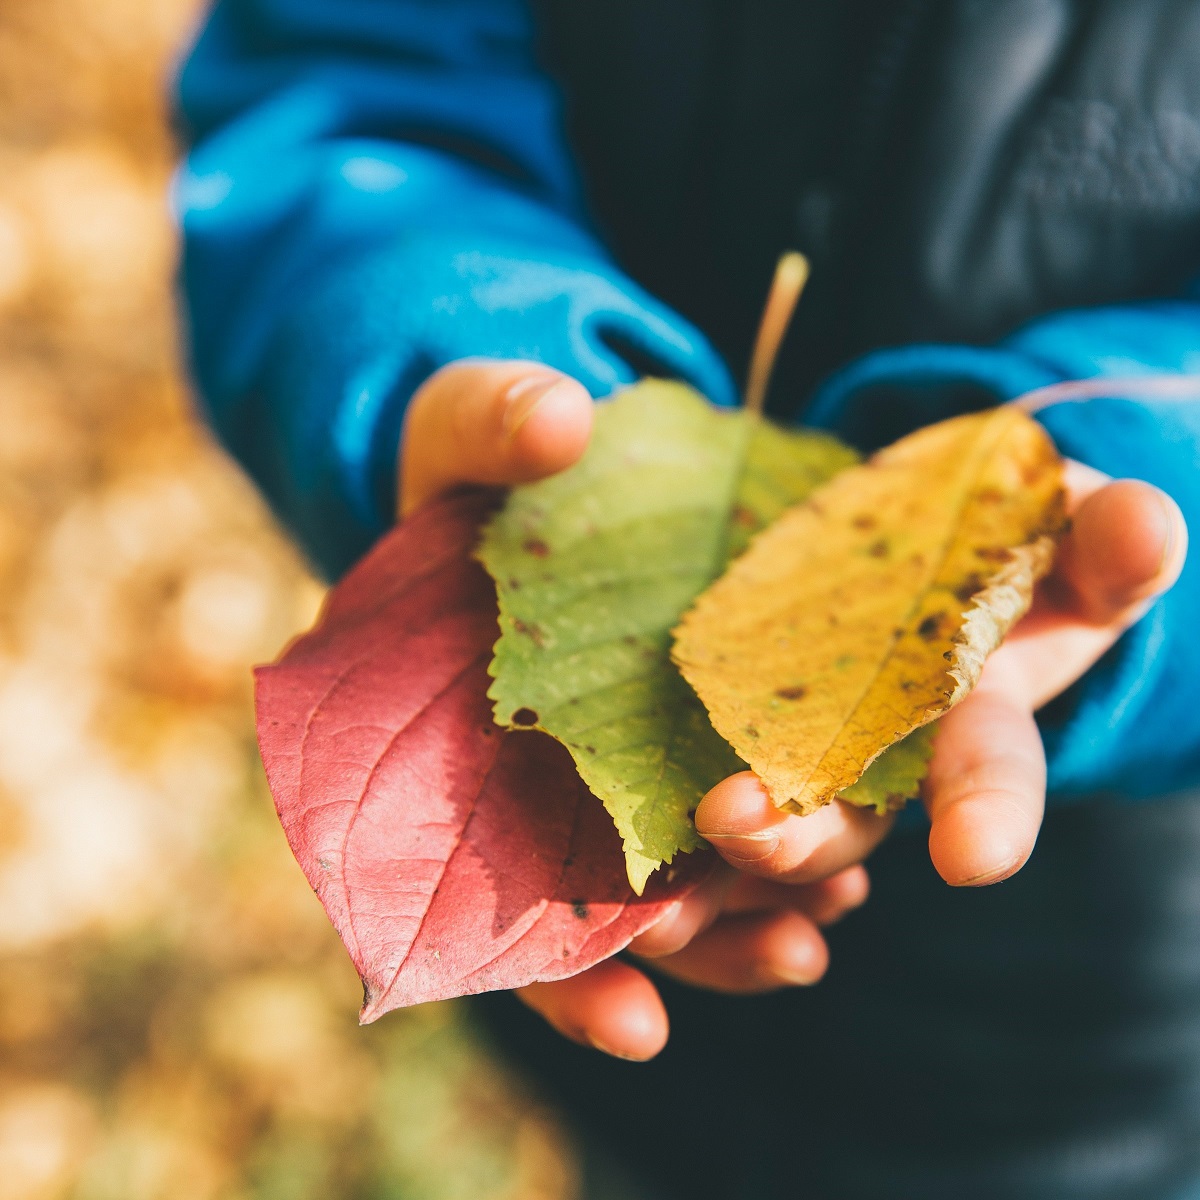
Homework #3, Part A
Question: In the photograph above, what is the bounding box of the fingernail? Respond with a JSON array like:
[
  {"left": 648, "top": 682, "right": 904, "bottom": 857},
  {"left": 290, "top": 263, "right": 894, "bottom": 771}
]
[
  {"left": 703, "top": 830, "right": 780, "bottom": 864},
  {"left": 1155, "top": 491, "right": 1182, "bottom": 580},
  {"left": 586, "top": 1033, "right": 649, "bottom": 1062},
  {"left": 503, "top": 375, "right": 570, "bottom": 439},
  {"left": 771, "top": 961, "right": 822, "bottom": 986},
  {"left": 633, "top": 900, "right": 685, "bottom": 958},
  {"left": 957, "top": 854, "right": 1021, "bottom": 887},
  {"left": 761, "top": 939, "right": 824, "bottom": 987}
]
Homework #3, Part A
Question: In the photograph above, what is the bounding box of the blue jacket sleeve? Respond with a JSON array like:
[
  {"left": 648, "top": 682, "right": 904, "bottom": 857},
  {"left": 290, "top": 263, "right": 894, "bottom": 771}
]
[
  {"left": 176, "top": 0, "right": 735, "bottom": 579},
  {"left": 806, "top": 303, "right": 1200, "bottom": 802}
]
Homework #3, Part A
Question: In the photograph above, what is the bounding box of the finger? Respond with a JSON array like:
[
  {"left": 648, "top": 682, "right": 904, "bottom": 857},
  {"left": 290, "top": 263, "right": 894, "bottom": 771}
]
[
  {"left": 695, "top": 772, "right": 894, "bottom": 884},
  {"left": 516, "top": 958, "right": 668, "bottom": 1061},
  {"left": 1000, "top": 476, "right": 1188, "bottom": 709},
  {"left": 924, "top": 673, "right": 1046, "bottom": 887},
  {"left": 630, "top": 863, "right": 869, "bottom": 963},
  {"left": 721, "top": 864, "right": 871, "bottom": 925},
  {"left": 649, "top": 910, "right": 829, "bottom": 993},
  {"left": 1046, "top": 476, "right": 1187, "bottom": 626},
  {"left": 627, "top": 863, "right": 737, "bottom": 959},
  {"left": 399, "top": 359, "right": 593, "bottom": 516}
]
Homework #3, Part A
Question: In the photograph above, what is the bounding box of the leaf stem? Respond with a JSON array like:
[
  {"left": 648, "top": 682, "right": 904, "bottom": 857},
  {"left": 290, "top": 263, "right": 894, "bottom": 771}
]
[
  {"left": 744, "top": 251, "right": 810, "bottom": 416},
  {"left": 1010, "top": 373, "right": 1200, "bottom": 414}
]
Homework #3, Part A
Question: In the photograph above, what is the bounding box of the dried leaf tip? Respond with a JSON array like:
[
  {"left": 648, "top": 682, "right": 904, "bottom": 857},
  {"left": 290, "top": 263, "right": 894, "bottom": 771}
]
[{"left": 744, "top": 251, "right": 810, "bottom": 417}]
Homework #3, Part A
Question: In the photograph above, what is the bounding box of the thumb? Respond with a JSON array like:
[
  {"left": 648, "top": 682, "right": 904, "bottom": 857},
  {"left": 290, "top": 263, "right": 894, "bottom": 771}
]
[
  {"left": 399, "top": 359, "right": 593, "bottom": 517},
  {"left": 1050, "top": 475, "right": 1187, "bottom": 627}
]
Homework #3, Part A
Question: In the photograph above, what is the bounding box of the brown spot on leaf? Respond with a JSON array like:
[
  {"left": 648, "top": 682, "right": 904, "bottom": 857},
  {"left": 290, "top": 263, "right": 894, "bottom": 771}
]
[
  {"left": 732, "top": 504, "right": 757, "bottom": 529},
  {"left": 976, "top": 487, "right": 1005, "bottom": 504},
  {"left": 775, "top": 685, "right": 808, "bottom": 701},
  {"left": 744, "top": 725, "right": 760, "bottom": 738},
  {"left": 868, "top": 537, "right": 890, "bottom": 558},
  {"left": 622, "top": 634, "right": 638, "bottom": 646},
  {"left": 507, "top": 577, "right": 521, "bottom": 591},
  {"left": 917, "top": 614, "right": 944, "bottom": 641},
  {"left": 954, "top": 573, "right": 986, "bottom": 603},
  {"left": 522, "top": 537, "right": 550, "bottom": 558},
  {"left": 571, "top": 900, "right": 589, "bottom": 920},
  {"left": 511, "top": 707, "right": 539, "bottom": 727},
  {"left": 512, "top": 618, "right": 545, "bottom": 647},
  {"left": 853, "top": 514, "right": 878, "bottom": 531},
  {"left": 585, "top": 745, "right": 597, "bottom": 755},
  {"left": 976, "top": 546, "right": 1010, "bottom": 563}
]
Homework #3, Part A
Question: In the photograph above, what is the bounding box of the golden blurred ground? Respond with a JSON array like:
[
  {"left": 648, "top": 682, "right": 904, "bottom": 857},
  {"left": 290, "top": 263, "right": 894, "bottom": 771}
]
[{"left": 0, "top": 3, "right": 578, "bottom": 1197}]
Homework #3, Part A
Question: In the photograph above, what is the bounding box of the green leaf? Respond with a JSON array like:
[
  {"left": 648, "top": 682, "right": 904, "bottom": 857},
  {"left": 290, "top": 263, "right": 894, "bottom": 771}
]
[
  {"left": 840, "top": 725, "right": 937, "bottom": 815},
  {"left": 476, "top": 380, "right": 858, "bottom": 892}
]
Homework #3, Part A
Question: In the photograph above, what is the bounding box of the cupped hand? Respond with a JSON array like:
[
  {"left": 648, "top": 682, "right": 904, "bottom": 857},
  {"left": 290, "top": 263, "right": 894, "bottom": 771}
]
[
  {"left": 922, "top": 461, "right": 1187, "bottom": 884},
  {"left": 698, "top": 461, "right": 1187, "bottom": 893},
  {"left": 401, "top": 359, "right": 876, "bottom": 1058},
  {"left": 401, "top": 362, "right": 1187, "bottom": 1060}
]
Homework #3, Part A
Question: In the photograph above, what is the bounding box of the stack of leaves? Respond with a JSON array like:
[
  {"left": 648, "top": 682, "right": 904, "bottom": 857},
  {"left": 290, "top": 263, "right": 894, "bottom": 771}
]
[
  {"left": 254, "top": 382, "right": 1065, "bottom": 1018},
  {"left": 478, "top": 381, "right": 858, "bottom": 891}
]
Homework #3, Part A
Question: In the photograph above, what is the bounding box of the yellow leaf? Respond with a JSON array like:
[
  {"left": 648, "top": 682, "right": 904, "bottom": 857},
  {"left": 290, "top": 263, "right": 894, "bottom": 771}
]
[
  {"left": 840, "top": 723, "right": 936, "bottom": 815},
  {"left": 671, "top": 408, "right": 1066, "bottom": 814}
]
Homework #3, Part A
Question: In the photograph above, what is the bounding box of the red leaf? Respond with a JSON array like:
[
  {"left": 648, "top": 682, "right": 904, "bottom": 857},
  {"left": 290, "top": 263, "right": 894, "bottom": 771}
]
[{"left": 255, "top": 491, "right": 710, "bottom": 1022}]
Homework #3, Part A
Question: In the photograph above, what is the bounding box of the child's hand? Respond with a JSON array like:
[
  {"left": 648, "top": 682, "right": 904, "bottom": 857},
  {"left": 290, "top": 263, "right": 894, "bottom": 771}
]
[
  {"left": 919, "top": 460, "right": 1187, "bottom": 885},
  {"left": 399, "top": 358, "right": 596, "bottom": 517},
  {"left": 400, "top": 361, "right": 1187, "bottom": 1060}
]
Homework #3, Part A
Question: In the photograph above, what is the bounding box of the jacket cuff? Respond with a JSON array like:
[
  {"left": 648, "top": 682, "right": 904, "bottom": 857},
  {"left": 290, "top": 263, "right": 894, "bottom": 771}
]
[{"left": 239, "top": 231, "right": 736, "bottom": 579}]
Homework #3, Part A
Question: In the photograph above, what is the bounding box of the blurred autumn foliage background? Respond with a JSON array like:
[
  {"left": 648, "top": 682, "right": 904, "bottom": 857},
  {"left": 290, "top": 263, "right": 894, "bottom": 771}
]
[{"left": 0, "top": 2, "right": 578, "bottom": 1197}]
